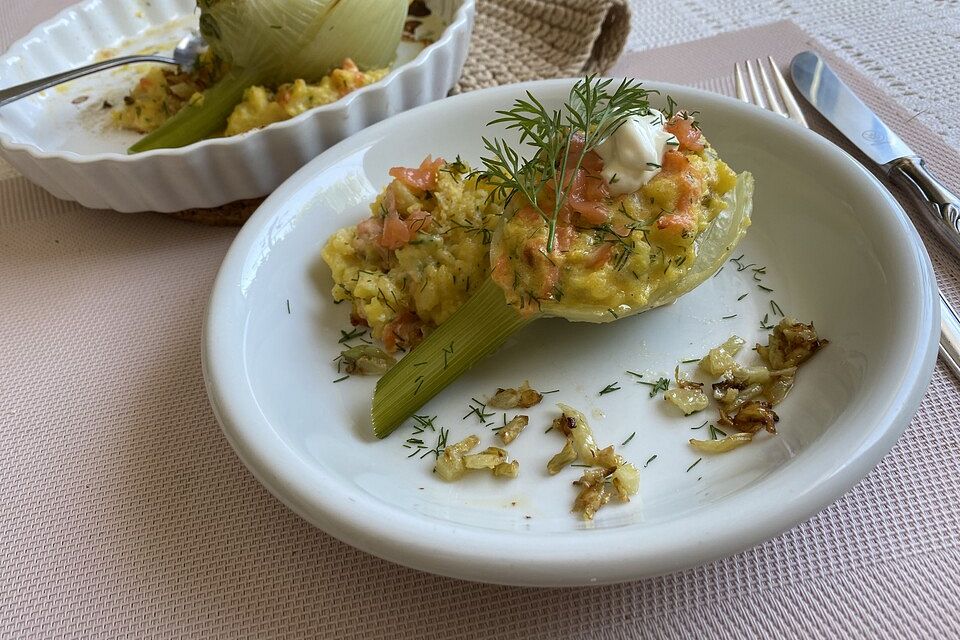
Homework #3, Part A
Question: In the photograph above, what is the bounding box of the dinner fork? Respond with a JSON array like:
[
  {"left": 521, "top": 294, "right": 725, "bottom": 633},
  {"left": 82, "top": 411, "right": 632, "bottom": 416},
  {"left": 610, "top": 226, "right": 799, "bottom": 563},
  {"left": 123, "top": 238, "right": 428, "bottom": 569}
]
[{"left": 734, "top": 57, "right": 960, "bottom": 379}]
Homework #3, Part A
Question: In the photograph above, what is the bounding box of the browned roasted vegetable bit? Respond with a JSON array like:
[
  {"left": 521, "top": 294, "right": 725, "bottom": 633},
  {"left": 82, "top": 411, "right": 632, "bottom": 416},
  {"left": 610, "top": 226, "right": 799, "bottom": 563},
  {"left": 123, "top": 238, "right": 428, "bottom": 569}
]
[
  {"left": 689, "top": 432, "right": 754, "bottom": 453},
  {"left": 757, "top": 317, "right": 828, "bottom": 369},
  {"left": 548, "top": 405, "right": 640, "bottom": 519},
  {"left": 664, "top": 366, "right": 709, "bottom": 415},
  {"left": 572, "top": 468, "right": 613, "bottom": 521},
  {"left": 497, "top": 415, "right": 528, "bottom": 444},
  {"left": 719, "top": 399, "right": 780, "bottom": 434},
  {"left": 487, "top": 382, "right": 544, "bottom": 409},
  {"left": 547, "top": 438, "right": 577, "bottom": 475},
  {"left": 337, "top": 345, "right": 396, "bottom": 375},
  {"left": 434, "top": 435, "right": 520, "bottom": 481}
]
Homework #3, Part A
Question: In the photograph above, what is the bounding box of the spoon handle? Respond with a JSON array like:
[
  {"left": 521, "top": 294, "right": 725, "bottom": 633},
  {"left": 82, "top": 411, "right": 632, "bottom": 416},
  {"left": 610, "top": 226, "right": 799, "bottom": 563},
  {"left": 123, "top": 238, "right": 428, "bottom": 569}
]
[{"left": 0, "top": 55, "right": 177, "bottom": 107}]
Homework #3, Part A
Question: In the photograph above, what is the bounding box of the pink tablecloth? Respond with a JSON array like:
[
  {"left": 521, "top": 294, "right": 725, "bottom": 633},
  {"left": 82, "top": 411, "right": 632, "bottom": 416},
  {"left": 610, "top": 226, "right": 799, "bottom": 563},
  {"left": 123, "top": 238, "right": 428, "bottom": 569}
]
[{"left": 2, "top": 7, "right": 959, "bottom": 639}]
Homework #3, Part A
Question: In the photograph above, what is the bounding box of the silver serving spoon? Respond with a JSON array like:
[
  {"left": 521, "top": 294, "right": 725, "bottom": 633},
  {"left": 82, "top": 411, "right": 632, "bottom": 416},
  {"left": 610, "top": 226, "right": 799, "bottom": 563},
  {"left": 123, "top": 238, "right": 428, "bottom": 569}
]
[{"left": 0, "top": 33, "right": 204, "bottom": 108}]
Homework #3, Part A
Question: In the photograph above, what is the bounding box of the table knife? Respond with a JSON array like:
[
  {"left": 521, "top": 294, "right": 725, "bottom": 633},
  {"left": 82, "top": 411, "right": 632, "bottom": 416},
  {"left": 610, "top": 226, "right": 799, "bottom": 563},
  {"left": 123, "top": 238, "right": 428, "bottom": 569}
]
[{"left": 790, "top": 50, "right": 960, "bottom": 378}]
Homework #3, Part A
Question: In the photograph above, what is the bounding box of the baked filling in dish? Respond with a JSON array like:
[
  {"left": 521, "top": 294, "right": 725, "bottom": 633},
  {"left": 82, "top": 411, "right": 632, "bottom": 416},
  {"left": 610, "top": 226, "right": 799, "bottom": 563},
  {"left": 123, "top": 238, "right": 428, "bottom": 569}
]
[{"left": 119, "top": 0, "right": 437, "bottom": 151}]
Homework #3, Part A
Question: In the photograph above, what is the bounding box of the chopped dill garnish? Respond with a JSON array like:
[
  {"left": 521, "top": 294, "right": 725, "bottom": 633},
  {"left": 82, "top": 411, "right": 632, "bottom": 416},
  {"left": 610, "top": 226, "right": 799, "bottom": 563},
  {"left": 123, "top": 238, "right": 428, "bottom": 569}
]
[
  {"left": 760, "top": 313, "right": 775, "bottom": 330},
  {"left": 414, "top": 375, "right": 425, "bottom": 394},
  {"left": 544, "top": 424, "right": 554, "bottom": 433},
  {"left": 621, "top": 432, "right": 636, "bottom": 446},
  {"left": 635, "top": 376, "right": 670, "bottom": 397},
  {"left": 708, "top": 425, "right": 728, "bottom": 440},
  {"left": 626, "top": 370, "right": 644, "bottom": 378},
  {"left": 758, "top": 285, "right": 774, "bottom": 292},
  {"left": 442, "top": 342, "right": 455, "bottom": 370},
  {"left": 599, "top": 381, "right": 622, "bottom": 395},
  {"left": 286, "top": 299, "right": 291, "bottom": 314},
  {"left": 332, "top": 375, "right": 349, "bottom": 383},
  {"left": 644, "top": 454, "right": 657, "bottom": 467},
  {"left": 770, "top": 300, "right": 784, "bottom": 317},
  {"left": 422, "top": 427, "right": 449, "bottom": 460},
  {"left": 410, "top": 415, "right": 437, "bottom": 434},
  {"left": 338, "top": 327, "right": 367, "bottom": 344},
  {"left": 722, "top": 314, "right": 738, "bottom": 320},
  {"left": 541, "top": 389, "right": 560, "bottom": 394},
  {"left": 681, "top": 358, "right": 700, "bottom": 364},
  {"left": 686, "top": 458, "right": 702, "bottom": 472},
  {"left": 377, "top": 287, "right": 396, "bottom": 312},
  {"left": 737, "top": 293, "right": 749, "bottom": 301},
  {"left": 692, "top": 420, "right": 707, "bottom": 430},
  {"left": 665, "top": 95, "right": 679, "bottom": 118},
  {"left": 713, "top": 266, "right": 724, "bottom": 277},
  {"left": 608, "top": 308, "right": 619, "bottom": 319},
  {"left": 463, "top": 398, "right": 494, "bottom": 423}
]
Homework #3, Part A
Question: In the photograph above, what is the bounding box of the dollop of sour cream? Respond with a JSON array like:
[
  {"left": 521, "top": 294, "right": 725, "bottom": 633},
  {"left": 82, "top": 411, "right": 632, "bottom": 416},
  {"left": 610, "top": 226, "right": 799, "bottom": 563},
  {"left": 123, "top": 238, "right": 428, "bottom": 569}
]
[{"left": 595, "top": 110, "right": 674, "bottom": 196}]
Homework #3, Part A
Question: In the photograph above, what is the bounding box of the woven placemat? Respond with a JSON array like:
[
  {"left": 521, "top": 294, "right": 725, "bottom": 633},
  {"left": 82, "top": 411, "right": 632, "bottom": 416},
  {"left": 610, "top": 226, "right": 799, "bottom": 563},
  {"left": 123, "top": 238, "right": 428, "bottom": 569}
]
[
  {"left": 3, "top": 14, "right": 959, "bottom": 640},
  {"left": 164, "top": 0, "right": 630, "bottom": 225}
]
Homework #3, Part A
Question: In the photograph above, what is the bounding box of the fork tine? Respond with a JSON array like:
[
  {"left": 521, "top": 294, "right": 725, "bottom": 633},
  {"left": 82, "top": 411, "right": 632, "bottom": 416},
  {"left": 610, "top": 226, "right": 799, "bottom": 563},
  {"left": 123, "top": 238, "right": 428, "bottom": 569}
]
[
  {"left": 745, "top": 60, "right": 766, "bottom": 109},
  {"left": 756, "top": 58, "right": 786, "bottom": 116},
  {"left": 767, "top": 56, "right": 809, "bottom": 128},
  {"left": 734, "top": 63, "right": 749, "bottom": 103}
]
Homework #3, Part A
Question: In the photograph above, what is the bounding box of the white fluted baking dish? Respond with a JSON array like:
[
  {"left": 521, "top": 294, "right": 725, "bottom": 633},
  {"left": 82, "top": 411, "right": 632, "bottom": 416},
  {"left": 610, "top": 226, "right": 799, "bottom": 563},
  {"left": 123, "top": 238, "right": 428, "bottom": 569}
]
[{"left": 0, "top": 0, "right": 474, "bottom": 212}]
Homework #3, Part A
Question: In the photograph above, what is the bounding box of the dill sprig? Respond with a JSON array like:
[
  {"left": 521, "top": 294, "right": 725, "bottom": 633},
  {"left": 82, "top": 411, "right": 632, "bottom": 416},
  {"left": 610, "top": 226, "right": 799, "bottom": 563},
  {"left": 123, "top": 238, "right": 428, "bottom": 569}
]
[
  {"left": 480, "top": 76, "right": 653, "bottom": 252},
  {"left": 338, "top": 327, "right": 369, "bottom": 344},
  {"left": 423, "top": 427, "right": 450, "bottom": 460},
  {"left": 708, "top": 425, "right": 728, "bottom": 440},
  {"left": 599, "top": 381, "right": 621, "bottom": 395},
  {"left": 463, "top": 397, "right": 495, "bottom": 423},
  {"left": 635, "top": 376, "right": 670, "bottom": 397}
]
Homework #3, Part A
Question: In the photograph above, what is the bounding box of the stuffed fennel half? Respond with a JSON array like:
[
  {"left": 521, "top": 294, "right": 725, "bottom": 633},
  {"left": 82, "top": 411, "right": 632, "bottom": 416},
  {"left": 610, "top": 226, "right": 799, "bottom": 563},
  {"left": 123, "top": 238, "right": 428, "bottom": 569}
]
[
  {"left": 319, "top": 78, "right": 754, "bottom": 438},
  {"left": 128, "top": 0, "right": 408, "bottom": 152}
]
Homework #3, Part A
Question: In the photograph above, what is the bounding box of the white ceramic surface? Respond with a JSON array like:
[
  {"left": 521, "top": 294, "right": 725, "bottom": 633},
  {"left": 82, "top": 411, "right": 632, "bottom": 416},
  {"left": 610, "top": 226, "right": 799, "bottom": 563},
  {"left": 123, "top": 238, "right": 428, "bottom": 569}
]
[
  {"left": 0, "top": 0, "right": 474, "bottom": 212},
  {"left": 202, "top": 80, "right": 939, "bottom": 586}
]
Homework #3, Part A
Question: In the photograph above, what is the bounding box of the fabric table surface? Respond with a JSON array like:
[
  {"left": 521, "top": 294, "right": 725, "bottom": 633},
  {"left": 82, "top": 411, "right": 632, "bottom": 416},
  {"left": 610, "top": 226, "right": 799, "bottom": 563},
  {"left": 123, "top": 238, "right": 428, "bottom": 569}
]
[{"left": 2, "top": 1, "right": 960, "bottom": 638}]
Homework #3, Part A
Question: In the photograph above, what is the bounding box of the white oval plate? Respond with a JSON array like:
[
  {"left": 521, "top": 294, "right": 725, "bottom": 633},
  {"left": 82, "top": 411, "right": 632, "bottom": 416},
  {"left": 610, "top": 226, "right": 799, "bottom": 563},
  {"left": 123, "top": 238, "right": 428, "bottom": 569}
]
[
  {"left": 203, "top": 80, "right": 938, "bottom": 586},
  {"left": 0, "top": 0, "right": 473, "bottom": 212}
]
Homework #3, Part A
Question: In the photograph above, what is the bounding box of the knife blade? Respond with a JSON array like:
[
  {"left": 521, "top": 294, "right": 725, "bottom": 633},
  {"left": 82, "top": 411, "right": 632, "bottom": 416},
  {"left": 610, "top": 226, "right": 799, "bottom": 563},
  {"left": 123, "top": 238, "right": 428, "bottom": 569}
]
[{"left": 790, "top": 50, "right": 960, "bottom": 258}]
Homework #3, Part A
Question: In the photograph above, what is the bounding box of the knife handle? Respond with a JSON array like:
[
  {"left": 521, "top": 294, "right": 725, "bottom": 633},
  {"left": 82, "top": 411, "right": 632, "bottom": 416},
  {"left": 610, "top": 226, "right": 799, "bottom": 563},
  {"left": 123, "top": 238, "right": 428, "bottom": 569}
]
[
  {"left": 886, "top": 156, "right": 960, "bottom": 257},
  {"left": 940, "top": 292, "right": 960, "bottom": 379}
]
